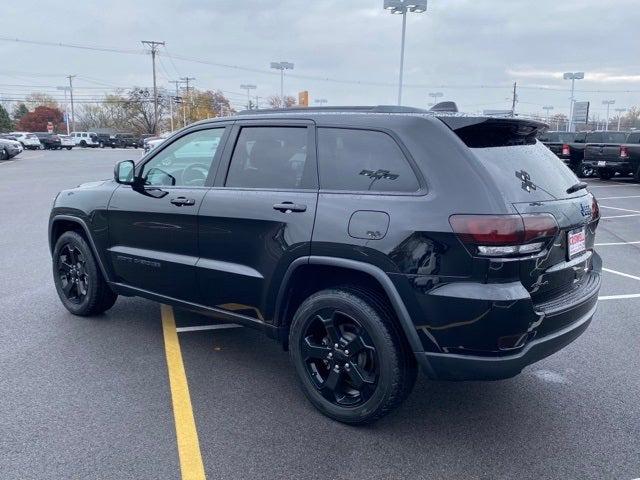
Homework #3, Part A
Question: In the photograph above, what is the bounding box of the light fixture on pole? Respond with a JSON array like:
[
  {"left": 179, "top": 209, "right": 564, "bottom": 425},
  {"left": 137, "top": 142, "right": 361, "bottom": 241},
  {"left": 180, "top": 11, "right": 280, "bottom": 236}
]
[
  {"left": 270, "top": 62, "right": 294, "bottom": 100},
  {"left": 563, "top": 71, "right": 584, "bottom": 132},
  {"left": 542, "top": 105, "right": 554, "bottom": 126},
  {"left": 383, "top": 0, "right": 427, "bottom": 106},
  {"left": 428, "top": 91, "right": 443, "bottom": 106},
  {"left": 240, "top": 84, "right": 257, "bottom": 110},
  {"left": 314, "top": 98, "right": 328, "bottom": 106},
  {"left": 614, "top": 107, "right": 626, "bottom": 131},
  {"left": 602, "top": 99, "right": 615, "bottom": 131},
  {"left": 56, "top": 86, "right": 71, "bottom": 134}
]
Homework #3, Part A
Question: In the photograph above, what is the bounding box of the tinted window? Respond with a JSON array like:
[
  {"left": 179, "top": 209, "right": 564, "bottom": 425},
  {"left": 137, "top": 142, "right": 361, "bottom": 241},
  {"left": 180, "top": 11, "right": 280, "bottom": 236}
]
[
  {"left": 586, "top": 132, "right": 626, "bottom": 143},
  {"left": 574, "top": 132, "right": 586, "bottom": 143},
  {"left": 542, "top": 132, "right": 575, "bottom": 143},
  {"left": 317, "top": 128, "right": 419, "bottom": 192},
  {"left": 225, "top": 127, "right": 312, "bottom": 189},
  {"left": 141, "top": 128, "right": 224, "bottom": 187},
  {"left": 626, "top": 133, "right": 640, "bottom": 144},
  {"left": 473, "top": 143, "right": 581, "bottom": 201}
]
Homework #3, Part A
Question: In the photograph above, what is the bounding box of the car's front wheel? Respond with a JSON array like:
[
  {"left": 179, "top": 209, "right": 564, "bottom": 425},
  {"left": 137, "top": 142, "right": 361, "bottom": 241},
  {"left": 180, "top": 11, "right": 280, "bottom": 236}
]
[
  {"left": 52, "top": 231, "right": 117, "bottom": 316},
  {"left": 289, "top": 287, "right": 417, "bottom": 424},
  {"left": 0, "top": 148, "right": 7, "bottom": 160}
]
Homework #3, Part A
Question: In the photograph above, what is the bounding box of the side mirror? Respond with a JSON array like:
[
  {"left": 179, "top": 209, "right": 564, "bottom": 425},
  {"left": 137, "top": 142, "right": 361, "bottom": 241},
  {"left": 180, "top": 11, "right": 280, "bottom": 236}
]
[{"left": 114, "top": 160, "right": 135, "bottom": 185}]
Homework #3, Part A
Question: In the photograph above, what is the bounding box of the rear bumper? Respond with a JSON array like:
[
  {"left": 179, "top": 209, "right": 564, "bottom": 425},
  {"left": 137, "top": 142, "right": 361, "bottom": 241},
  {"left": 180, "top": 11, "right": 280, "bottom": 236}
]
[
  {"left": 583, "top": 159, "right": 631, "bottom": 172},
  {"left": 416, "top": 299, "right": 596, "bottom": 380}
]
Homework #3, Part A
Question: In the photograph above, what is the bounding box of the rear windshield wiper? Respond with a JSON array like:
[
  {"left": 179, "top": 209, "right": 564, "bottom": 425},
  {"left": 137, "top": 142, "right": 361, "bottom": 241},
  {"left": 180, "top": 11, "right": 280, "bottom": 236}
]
[{"left": 566, "top": 182, "right": 588, "bottom": 194}]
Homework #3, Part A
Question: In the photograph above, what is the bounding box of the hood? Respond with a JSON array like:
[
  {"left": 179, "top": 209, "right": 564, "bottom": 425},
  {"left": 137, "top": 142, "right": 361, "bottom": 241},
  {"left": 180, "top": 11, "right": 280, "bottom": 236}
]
[{"left": 76, "top": 179, "right": 111, "bottom": 189}]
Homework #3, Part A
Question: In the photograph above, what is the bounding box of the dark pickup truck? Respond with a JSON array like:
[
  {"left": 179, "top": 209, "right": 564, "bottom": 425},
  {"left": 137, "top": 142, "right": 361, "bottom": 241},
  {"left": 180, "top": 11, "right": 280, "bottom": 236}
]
[
  {"left": 582, "top": 131, "right": 629, "bottom": 180},
  {"left": 538, "top": 131, "right": 593, "bottom": 177},
  {"left": 617, "top": 132, "right": 640, "bottom": 181}
]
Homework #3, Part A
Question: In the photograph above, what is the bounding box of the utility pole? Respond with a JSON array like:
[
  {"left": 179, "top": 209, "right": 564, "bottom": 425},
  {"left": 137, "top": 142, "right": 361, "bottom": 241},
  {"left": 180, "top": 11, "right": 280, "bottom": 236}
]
[
  {"left": 180, "top": 76, "right": 195, "bottom": 122},
  {"left": 511, "top": 82, "right": 518, "bottom": 116},
  {"left": 141, "top": 40, "right": 165, "bottom": 134},
  {"left": 169, "top": 80, "right": 184, "bottom": 128},
  {"left": 66, "top": 75, "right": 76, "bottom": 132}
]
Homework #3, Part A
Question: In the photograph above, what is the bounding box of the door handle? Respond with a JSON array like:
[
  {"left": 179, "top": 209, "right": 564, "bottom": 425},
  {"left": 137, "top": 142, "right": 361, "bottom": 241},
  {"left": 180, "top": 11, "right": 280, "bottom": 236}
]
[
  {"left": 273, "top": 202, "right": 307, "bottom": 213},
  {"left": 170, "top": 196, "right": 196, "bottom": 206}
]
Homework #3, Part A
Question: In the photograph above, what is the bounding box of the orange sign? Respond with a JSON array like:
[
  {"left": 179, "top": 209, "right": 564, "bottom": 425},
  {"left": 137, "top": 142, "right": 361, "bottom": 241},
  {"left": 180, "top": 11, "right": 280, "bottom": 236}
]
[{"left": 298, "top": 91, "right": 309, "bottom": 107}]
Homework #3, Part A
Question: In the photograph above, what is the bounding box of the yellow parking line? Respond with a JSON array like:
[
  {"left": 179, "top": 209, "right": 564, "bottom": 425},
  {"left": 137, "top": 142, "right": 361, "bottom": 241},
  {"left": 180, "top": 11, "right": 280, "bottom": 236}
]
[{"left": 161, "top": 304, "right": 206, "bottom": 480}]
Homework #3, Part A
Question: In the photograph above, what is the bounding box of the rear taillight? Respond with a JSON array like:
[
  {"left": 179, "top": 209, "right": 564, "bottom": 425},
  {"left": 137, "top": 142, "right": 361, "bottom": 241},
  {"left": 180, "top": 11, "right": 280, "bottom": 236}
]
[
  {"left": 562, "top": 144, "right": 571, "bottom": 156},
  {"left": 449, "top": 213, "right": 559, "bottom": 257},
  {"left": 620, "top": 146, "right": 628, "bottom": 159}
]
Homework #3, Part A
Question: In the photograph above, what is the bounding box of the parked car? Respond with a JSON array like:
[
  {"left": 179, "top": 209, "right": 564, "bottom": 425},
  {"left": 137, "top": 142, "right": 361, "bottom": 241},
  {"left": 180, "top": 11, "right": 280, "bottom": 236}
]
[
  {"left": 616, "top": 131, "right": 640, "bottom": 181},
  {"left": 0, "top": 138, "right": 22, "bottom": 159},
  {"left": 538, "top": 131, "right": 594, "bottom": 177},
  {"left": 34, "top": 132, "right": 62, "bottom": 150},
  {"left": 57, "top": 135, "right": 75, "bottom": 150},
  {"left": 10, "top": 131, "right": 42, "bottom": 150},
  {"left": 94, "top": 133, "right": 118, "bottom": 148},
  {"left": 582, "top": 131, "right": 629, "bottom": 179},
  {"left": 115, "top": 133, "right": 140, "bottom": 148},
  {"left": 0, "top": 135, "right": 24, "bottom": 154},
  {"left": 143, "top": 132, "right": 170, "bottom": 153},
  {"left": 70, "top": 131, "right": 99, "bottom": 148},
  {"left": 49, "top": 105, "right": 601, "bottom": 424}
]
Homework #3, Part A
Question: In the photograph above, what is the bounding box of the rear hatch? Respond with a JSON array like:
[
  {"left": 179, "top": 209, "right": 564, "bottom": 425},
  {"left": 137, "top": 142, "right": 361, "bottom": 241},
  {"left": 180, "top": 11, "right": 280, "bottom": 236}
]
[
  {"left": 440, "top": 116, "right": 599, "bottom": 301},
  {"left": 584, "top": 131, "right": 627, "bottom": 165}
]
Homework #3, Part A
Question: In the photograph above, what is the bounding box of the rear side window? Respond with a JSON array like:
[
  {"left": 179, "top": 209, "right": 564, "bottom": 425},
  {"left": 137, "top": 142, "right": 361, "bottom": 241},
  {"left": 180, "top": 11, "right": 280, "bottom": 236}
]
[
  {"left": 317, "top": 128, "right": 419, "bottom": 192},
  {"left": 225, "top": 127, "right": 313, "bottom": 189},
  {"left": 626, "top": 133, "right": 640, "bottom": 143},
  {"left": 586, "top": 132, "right": 626, "bottom": 143}
]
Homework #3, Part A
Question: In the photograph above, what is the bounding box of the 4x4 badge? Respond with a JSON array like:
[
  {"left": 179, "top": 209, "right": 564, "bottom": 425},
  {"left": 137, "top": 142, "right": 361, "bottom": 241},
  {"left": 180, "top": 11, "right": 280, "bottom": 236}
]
[{"left": 516, "top": 170, "right": 537, "bottom": 193}]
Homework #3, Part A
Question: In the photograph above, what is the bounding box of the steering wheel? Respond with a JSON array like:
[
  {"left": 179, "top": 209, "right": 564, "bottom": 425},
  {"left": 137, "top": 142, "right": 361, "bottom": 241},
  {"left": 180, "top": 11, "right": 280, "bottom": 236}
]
[{"left": 182, "top": 163, "right": 209, "bottom": 186}]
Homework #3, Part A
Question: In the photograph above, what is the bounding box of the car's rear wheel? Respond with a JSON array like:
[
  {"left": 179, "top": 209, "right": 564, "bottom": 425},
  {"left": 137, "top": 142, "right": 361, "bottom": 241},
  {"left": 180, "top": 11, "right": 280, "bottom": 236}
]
[
  {"left": 598, "top": 168, "right": 613, "bottom": 180},
  {"left": 579, "top": 164, "right": 594, "bottom": 178},
  {"left": 80, "top": 140, "right": 87, "bottom": 148},
  {"left": 289, "top": 287, "right": 417, "bottom": 424},
  {"left": 634, "top": 165, "right": 640, "bottom": 183},
  {"left": 53, "top": 231, "right": 117, "bottom": 316},
  {"left": 66, "top": 147, "right": 72, "bottom": 150},
  {"left": 0, "top": 148, "right": 7, "bottom": 160}
]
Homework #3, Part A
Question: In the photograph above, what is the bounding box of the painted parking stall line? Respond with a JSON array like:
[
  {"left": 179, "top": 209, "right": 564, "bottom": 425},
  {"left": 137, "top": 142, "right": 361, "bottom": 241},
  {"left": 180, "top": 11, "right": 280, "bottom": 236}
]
[{"left": 161, "top": 305, "right": 207, "bottom": 480}]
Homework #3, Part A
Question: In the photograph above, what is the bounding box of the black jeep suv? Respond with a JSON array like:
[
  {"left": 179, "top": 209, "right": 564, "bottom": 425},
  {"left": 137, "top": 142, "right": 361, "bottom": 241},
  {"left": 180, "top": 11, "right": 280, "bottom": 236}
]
[{"left": 49, "top": 106, "right": 602, "bottom": 424}]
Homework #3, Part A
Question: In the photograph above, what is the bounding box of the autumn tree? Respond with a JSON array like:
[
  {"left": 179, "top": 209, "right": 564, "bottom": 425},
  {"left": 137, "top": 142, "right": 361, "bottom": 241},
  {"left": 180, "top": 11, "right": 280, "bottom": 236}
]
[
  {"left": 180, "top": 89, "right": 235, "bottom": 125},
  {"left": 0, "top": 105, "right": 12, "bottom": 132},
  {"left": 25, "top": 92, "right": 59, "bottom": 110},
  {"left": 267, "top": 95, "right": 297, "bottom": 109},
  {"left": 17, "top": 106, "right": 64, "bottom": 132}
]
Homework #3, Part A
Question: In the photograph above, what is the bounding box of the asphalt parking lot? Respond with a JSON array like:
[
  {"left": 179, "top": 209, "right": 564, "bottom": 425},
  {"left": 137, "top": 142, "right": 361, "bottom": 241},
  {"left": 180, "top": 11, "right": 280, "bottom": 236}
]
[{"left": 1, "top": 149, "right": 639, "bottom": 480}]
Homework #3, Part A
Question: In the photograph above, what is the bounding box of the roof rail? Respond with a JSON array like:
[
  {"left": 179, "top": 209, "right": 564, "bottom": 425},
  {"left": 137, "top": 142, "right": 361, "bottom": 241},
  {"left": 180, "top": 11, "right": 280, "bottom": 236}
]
[{"left": 237, "top": 105, "right": 430, "bottom": 115}]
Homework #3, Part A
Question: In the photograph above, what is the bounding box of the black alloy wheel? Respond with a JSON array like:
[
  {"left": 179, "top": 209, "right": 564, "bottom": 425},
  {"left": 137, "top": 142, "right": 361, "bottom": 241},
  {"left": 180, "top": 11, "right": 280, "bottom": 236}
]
[
  {"left": 52, "top": 231, "right": 118, "bottom": 316},
  {"left": 579, "top": 164, "right": 594, "bottom": 178},
  {"left": 57, "top": 243, "right": 89, "bottom": 304},
  {"left": 289, "top": 288, "right": 417, "bottom": 424},
  {"left": 301, "top": 308, "right": 379, "bottom": 407}
]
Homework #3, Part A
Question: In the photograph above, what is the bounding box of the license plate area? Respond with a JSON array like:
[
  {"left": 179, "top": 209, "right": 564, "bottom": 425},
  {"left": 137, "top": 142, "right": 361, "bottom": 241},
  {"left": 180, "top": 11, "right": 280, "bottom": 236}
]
[
  {"left": 597, "top": 160, "right": 606, "bottom": 167},
  {"left": 567, "top": 227, "right": 586, "bottom": 259}
]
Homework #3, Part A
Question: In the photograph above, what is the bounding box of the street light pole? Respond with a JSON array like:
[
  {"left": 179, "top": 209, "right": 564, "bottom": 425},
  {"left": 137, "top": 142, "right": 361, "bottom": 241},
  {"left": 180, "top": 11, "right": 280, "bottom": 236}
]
[
  {"left": 428, "top": 92, "right": 443, "bottom": 106},
  {"left": 384, "top": 1, "right": 427, "bottom": 106},
  {"left": 240, "top": 84, "right": 257, "bottom": 110},
  {"left": 602, "top": 100, "right": 615, "bottom": 131},
  {"left": 542, "top": 105, "right": 554, "bottom": 126},
  {"left": 563, "top": 72, "right": 584, "bottom": 133},
  {"left": 615, "top": 107, "right": 626, "bottom": 131},
  {"left": 270, "top": 62, "right": 294, "bottom": 103}
]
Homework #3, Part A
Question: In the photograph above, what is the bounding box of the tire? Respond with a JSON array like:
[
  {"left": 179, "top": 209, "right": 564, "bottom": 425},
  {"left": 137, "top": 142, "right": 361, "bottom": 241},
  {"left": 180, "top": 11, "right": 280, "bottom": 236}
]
[
  {"left": 0, "top": 148, "right": 7, "bottom": 160},
  {"left": 598, "top": 169, "right": 613, "bottom": 180},
  {"left": 52, "top": 231, "right": 117, "bottom": 316},
  {"left": 578, "top": 163, "right": 594, "bottom": 178},
  {"left": 66, "top": 147, "right": 72, "bottom": 150},
  {"left": 80, "top": 140, "right": 87, "bottom": 148},
  {"left": 634, "top": 165, "right": 640, "bottom": 183},
  {"left": 289, "top": 287, "right": 417, "bottom": 425}
]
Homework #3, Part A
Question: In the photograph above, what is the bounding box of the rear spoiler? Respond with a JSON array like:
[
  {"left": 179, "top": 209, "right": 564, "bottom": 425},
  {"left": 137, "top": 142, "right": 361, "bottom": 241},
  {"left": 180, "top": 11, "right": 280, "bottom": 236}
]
[{"left": 439, "top": 117, "right": 546, "bottom": 148}]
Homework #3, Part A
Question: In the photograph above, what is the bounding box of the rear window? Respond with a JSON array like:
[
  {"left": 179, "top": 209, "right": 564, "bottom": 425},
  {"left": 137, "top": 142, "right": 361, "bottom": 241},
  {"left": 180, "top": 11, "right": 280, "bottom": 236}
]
[
  {"left": 539, "top": 132, "right": 576, "bottom": 143},
  {"left": 472, "top": 143, "right": 581, "bottom": 201},
  {"left": 585, "top": 132, "right": 626, "bottom": 143}
]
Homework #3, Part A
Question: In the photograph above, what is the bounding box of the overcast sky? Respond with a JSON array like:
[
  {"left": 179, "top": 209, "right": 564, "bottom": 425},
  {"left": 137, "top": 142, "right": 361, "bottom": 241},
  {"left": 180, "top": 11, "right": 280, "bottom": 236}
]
[{"left": 1, "top": 0, "right": 639, "bottom": 118}]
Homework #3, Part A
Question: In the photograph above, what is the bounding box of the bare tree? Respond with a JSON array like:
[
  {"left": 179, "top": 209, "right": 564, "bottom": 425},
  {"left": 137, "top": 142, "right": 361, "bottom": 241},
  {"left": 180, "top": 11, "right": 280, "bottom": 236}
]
[{"left": 267, "top": 95, "right": 297, "bottom": 109}]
